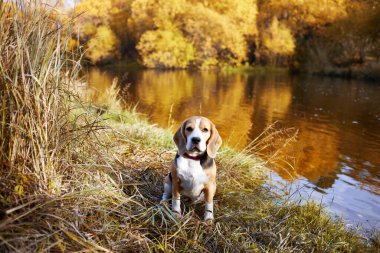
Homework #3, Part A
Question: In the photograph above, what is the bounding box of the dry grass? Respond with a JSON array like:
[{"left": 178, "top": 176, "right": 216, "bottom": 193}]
[{"left": 0, "top": 1, "right": 379, "bottom": 252}]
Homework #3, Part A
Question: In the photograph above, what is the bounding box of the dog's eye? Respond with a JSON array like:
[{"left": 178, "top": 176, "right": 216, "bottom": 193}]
[
  {"left": 186, "top": 127, "right": 193, "bottom": 131},
  {"left": 202, "top": 128, "right": 209, "bottom": 132}
]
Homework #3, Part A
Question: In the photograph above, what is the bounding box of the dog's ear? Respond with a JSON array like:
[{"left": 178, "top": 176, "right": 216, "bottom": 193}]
[
  {"left": 207, "top": 122, "right": 222, "bottom": 158},
  {"left": 173, "top": 120, "right": 187, "bottom": 156}
]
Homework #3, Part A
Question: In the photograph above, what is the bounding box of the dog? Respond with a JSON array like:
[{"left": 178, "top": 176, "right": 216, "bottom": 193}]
[{"left": 161, "top": 116, "right": 222, "bottom": 221}]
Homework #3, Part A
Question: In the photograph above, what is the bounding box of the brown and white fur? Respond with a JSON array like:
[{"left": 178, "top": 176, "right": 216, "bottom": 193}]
[{"left": 161, "top": 116, "right": 222, "bottom": 221}]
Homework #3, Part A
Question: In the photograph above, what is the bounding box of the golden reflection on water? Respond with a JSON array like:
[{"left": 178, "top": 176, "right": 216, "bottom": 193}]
[
  {"left": 134, "top": 70, "right": 257, "bottom": 146},
  {"left": 86, "top": 67, "right": 380, "bottom": 196}
]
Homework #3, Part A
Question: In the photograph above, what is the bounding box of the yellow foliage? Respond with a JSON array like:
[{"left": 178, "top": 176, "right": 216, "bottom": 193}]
[
  {"left": 256, "top": 0, "right": 347, "bottom": 63},
  {"left": 86, "top": 25, "right": 120, "bottom": 64},
  {"left": 82, "top": 23, "right": 97, "bottom": 37},
  {"left": 263, "top": 17, "right": 295, "bottom": 56},
  {"left": 72, "top": 0, "right": 120, "bottom": 63},
  {"left": 74, "top": 0, "right": 113, "bottom": 27},
  {"left": 70, "top": 0, "right": 369, "bottom": 68},
  {"left": 129, "top": 0, "right": 252, "bottom": 68},
  {"left": 183, "top": 3, "right": 248, "bottom": 67},
  {"left": 127, "top": 0, "right": 156, "bottom": 39},
  {"left": 264, "top": 0, "right": 347, "bottom": 30},
  {"left": 71, "top": 0, "right": 257, "bottom": 67},
  {"left": 201, "top": 0, "right": 258, "bottom": 36},
  {"left": 137, "top": 28, "right": 195, "bottom": 68}
]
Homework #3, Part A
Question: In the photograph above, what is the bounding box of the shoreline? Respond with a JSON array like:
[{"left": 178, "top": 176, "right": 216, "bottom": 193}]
[
  {"left": 63, "top": 102, "right": 380, "bottom": 251},
  {"left": 88, "top": 60, "right": 380, "bottom": 82},
  {"left": 2, "top": 98, "right": 379, "bottom": 251},
  {"left": 95, "top": 105, "right": 380, "bottom": 250}
]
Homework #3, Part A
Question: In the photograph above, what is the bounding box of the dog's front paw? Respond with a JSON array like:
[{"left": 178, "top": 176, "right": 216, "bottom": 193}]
[
  {"left": 160, "top": 199, "right": 169, "bottom": 206},
  {"left": 204, "top": 211, "right": 214, "bottom": 222},
  {"left": 172, "top": 210, "right": 182, "bottom": 220}
]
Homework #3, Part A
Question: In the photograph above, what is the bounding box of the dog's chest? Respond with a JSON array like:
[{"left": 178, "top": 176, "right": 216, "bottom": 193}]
[{"left": 176, "top": 156, "right": 209, "bottom": 198}]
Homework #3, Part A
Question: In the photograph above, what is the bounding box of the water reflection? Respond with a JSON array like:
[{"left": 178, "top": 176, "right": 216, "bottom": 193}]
[
  {"left": 86, "top": 67, "right": 380, "bottom": 227},
  {"left": 129, "top": 70, "right": 257, "bottom": 147}
]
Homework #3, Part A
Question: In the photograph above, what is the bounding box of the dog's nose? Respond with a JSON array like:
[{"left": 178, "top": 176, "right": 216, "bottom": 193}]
[{"left": 191, "top": 137, "right": 201, "bottom": 144}]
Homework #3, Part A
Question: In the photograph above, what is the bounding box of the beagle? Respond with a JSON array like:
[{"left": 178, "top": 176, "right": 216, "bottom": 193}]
[{"left": 161, "top": 116, "right": 222, "bottom": 221}]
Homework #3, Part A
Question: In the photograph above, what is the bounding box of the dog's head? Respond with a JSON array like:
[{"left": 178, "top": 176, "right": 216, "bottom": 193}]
[{"left": 174, "top": 116, "right": 222, "bottom": 158}]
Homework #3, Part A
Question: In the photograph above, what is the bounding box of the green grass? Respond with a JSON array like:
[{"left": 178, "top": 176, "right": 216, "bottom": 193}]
[{"left": 0, "top": 1, "right": 379, "bottom": 252}]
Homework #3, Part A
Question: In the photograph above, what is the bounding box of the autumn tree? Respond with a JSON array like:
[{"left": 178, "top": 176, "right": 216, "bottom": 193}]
[
  {"left": 70, "top": 0, "right": 380, "bottom": 72},
  {"left": 320, "top": 1, "right": 380, "bottom": 64},
  {"left": 137, "top": 28, "right": 195, "bottom": 68},
  {"left": 291, "top": 0, "right": 380, "bottom": 74},
  {"left": 256, "top": 0, "right": 347, "bottom": 65},
  {"left": 262, "top": 17, "right": 295, "bottom": 65},
  {"left": 72, "top": 0, "right": 123, "bottom": 64},
  {"left": 130, "top": 0, "right": 258, "bottom": 68},
  {"left": 86, "top": 25, "right": 120, "bottom": 63}
]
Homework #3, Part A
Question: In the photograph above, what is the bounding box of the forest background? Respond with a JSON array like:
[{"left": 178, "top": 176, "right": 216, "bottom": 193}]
[{"left": 66, "top": 0, "right": 380, "bottom": 79}]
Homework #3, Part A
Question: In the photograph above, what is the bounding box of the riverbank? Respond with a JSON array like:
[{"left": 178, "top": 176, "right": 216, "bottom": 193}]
[
  {"left": 1, "top": 86, "right": 379, "bottom": 251},
  {"left": 90, "top": 58, "right": 380, "bottom": 83}
]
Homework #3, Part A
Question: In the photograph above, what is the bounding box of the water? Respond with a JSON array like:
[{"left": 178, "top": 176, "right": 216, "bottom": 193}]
[{"left": 86, "top": 67, "right": 380, "bottom": 229}]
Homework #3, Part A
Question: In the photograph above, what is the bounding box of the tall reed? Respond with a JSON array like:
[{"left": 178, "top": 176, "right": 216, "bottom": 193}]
[
  {"left": 0, "top": 3, "right": 147, "bottom": 251},
  {"left": 0, "top": 1, "right": 75, "bottom": 199}
]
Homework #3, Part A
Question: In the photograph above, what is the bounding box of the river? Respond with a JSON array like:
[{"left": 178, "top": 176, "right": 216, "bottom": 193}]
[{"left": 86, "top": 66, "right": 380, "bottom": 230}]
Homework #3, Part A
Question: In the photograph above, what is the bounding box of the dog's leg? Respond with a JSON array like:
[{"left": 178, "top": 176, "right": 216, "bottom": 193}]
[
  {"left": 160, "top": 174, "right": 172, "bottom": 204},
  {"left": 171, "top": 179, "right": 182, "bottom": 218},
  {"left": 203, "top": 182, "right": 216, "bottom": 221}
]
